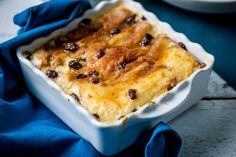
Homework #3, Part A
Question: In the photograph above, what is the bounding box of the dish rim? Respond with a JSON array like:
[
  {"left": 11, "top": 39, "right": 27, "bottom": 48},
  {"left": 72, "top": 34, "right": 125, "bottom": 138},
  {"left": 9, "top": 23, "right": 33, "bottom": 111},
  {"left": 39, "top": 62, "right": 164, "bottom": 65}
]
[{"left": 16, "top": 0, "right": 214, "bottom": 128}]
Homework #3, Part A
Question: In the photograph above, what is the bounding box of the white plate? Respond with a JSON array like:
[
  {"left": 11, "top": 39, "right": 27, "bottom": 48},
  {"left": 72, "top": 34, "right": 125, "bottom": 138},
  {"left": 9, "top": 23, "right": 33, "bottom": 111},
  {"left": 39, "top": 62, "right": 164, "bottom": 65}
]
[{"left": 163, "top": 0, "right": 236, "bottom": 13}]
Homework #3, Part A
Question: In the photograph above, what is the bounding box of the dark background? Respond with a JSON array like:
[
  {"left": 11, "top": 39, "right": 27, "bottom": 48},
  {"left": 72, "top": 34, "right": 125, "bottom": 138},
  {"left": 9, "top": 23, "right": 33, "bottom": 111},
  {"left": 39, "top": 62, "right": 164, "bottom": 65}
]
[{"left": 137, "top": 0, "right": 236, "bottom": 89}]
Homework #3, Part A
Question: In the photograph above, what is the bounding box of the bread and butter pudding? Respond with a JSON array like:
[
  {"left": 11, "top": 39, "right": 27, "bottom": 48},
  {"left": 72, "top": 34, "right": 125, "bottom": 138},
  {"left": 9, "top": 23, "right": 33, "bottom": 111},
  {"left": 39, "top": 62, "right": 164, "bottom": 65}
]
[{"left": 23, "top": 5, "right": 205, "bottom": 123}]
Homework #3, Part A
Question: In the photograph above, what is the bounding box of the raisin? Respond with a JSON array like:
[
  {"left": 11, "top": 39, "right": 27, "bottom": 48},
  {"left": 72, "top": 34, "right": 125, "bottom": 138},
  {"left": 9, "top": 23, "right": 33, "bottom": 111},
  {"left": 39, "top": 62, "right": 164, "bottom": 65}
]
[
  {"left": 92, "top": 113, "right": 100, "bottom": 120},
  {"left": 139, "top": 38, "right": 149, "bottom": 46},
  {"left": 92, "top": 28, "right": 99, "bottom": 33},
  {"left": 68, "top": 60, "right": 82, "bottom": 70},
  {"left": 88, "top": 70, "right": 99, "bottom": 77},
  {"left": 46, "top": 70, "right": 58, "bottom": 78},
  {"left": 80, "top": 18, "right": 92, "bottom": 25},
  {"left": 43, "top": 45, "right": 53, "bottom": 51},
  {"left": 145, "top": 33, "right": 153, "bottom": 40},
  {"left": 64, "top": 43, "right": 78, "bottom": 51},
  {"left": 77, "top": 74, "right": 87, "bottom": 79},
  {"left": 128, "top": 89, "right": 137, "bottom": 100},
  {"left": 123, "top": 15, "right": 136, "bottom": 27},
  {"left": 141, "top": 16, "right": 147, "bottom": 21},
  {"left": 168, "top": 78, "right": 177, "bottom": 90},
  {"left": 147, "top": 60, "right": 155, "bottom": 65},
  {"left": 178, "top": 42, "right": 187, "bottom": 50},
  {"left": 22, "top": 51, "right": 32, "bottom": 60},
  {"left": 132, "top": 108, "right": 137, "bottom": 112},
  {"left": 77, "top": 57, "right": 87, "bottom": 62},
  {"left": 139, "top": 33, "right": 153, "bottom": 46},
  {"left": 110, "top": 28, "right": 120, "bottom": 36},
  {"left": 118, "top": 62, "right": 126, "bottom": 70},
  {"left": 54, "top": 36, "right": 70, "bottom": 48},
  {"left": 118, "top": 115, "right": 125, "bottom": 120},
  {"left": 94, "top": 49, "right": 105, "bottom": 59},
  {"left": 90, "top": 77, "right": 99, "bottom": 84},
  {"left": 199, "top": 63, "right": 206, "bottom": 68},
  {"left": 70, "top": 93, "right": 80, "bottom": 102}
]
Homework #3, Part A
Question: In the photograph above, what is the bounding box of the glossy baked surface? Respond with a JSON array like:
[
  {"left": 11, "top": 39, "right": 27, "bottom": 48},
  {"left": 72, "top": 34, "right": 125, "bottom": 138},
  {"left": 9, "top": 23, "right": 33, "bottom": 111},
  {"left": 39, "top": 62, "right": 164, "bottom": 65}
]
[{"left": 27, "top": 5, "right": 202, "bottom": 123}]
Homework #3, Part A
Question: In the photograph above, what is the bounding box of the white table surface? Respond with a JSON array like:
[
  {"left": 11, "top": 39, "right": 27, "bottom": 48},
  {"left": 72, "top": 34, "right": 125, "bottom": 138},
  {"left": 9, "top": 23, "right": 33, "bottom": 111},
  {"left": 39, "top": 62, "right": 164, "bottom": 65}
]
[{"left": 1, "top": 1, "right": 236, "bottom": 157}]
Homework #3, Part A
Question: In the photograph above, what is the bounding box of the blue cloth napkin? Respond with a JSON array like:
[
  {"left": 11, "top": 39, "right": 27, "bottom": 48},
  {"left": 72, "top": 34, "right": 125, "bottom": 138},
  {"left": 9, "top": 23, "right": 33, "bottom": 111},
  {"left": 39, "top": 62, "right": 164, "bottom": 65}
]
[{"left": 0, "top": 0, "right": 182, "bottom": 156}]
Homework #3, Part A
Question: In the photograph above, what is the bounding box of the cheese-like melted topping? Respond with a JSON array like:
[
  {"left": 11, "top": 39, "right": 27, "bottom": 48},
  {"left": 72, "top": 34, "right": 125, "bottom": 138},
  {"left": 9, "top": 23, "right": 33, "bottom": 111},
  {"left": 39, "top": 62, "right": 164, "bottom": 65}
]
[{"left": 30, "top": 6, "right": 202, "bottom": 123}]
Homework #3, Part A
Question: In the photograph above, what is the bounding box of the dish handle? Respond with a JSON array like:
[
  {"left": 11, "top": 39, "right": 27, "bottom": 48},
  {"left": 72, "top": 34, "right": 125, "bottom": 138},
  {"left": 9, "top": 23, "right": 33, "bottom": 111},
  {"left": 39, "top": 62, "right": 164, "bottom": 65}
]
[{"left": 137, "top": 80, "right": 191, "bottom": 121}]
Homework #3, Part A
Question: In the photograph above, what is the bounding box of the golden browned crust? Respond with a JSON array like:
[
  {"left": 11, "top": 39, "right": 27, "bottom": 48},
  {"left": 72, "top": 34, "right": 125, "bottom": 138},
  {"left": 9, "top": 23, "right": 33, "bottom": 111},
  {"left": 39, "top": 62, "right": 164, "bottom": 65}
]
[{"left": 29, "top": 6, "right": 202, "bottom": 123}]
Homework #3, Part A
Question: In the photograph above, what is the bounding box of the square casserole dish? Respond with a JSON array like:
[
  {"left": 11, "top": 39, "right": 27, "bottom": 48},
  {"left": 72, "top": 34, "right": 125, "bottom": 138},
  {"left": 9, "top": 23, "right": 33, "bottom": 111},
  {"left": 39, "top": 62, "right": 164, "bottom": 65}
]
[{"left": 16, "top": 0, "right": 214, "bottom": 156}]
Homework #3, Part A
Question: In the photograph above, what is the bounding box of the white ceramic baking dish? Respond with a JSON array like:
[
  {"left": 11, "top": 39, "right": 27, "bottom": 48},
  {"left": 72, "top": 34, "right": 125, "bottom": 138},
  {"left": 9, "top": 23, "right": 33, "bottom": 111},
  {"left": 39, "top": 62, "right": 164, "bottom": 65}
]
[{"left": 16, "top": 0, "right": 214, "bottom": 156}]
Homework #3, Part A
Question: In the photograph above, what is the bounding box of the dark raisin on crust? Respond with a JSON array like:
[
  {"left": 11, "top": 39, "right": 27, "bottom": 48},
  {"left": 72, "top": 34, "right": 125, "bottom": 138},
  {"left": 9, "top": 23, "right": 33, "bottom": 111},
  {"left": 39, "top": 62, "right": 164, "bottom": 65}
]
[
  {"left": 168, "top": 78, "right": 177, "bottom": 91},
  {"left": 79, "top": 18, "right": 92, "bottom": 26},
  {"left": 77, "top": 57, "right": 87, "bottom": 62},
  {"left": 139, "top": 38, "right": 150, "bottom": 46},
  {"left": 64, "top": 43, "right": 78, "bottom": 51},
  {"left": 123, "top": 14, "right": 136, "bottom": 27},
  {"left": 139, "top": 33, "right": 153, "bottom": 46},
  {"left": 88, "top": 70, "right": 99, "bottom": 77},
  {"left": 178, "top": 42, "right": 187, "bottom": 50},
  {"left": 118, "top": 115, "right": 125, "bottom": 120},
  {"left": 46, "top": 70, "right": 58, "bottom": 78},
  {"left": 199, "top": 63, "right": 207, "bottom": 68},
  {"left": 118, "top": 62, "right": 127, "bottom": 70},
  {"left": 110, "top": 28, "right": 120, "bottom": 36},
  {"left": 77, "top": 74, "right": 87, "bottom": 79},
  {"left": 92, "top": 28, "right": 100, "bottom": 33},
  {"left": 90, "top": 77, "right": 100, "bottom": 84},
  {"left": 51, "top": 36, "right": 70, "bottom": 49},
  {"left": 94, "top": 49, "right": 105, "bottom": 59},
  {"left": 144, "top": 33, "right": 153, "bottom": 40},
  {"left": 118, "top": 58, "right": 140, "bottom": 70},
  {"left": 92, "top": 113, "right": 100, "bottom": 120},
  {"left": 128, "top": 89, "right": 137, "bottom": 100},
  {"left": 141, "top": 16, "right": 147, "bottom": 21},
  {"left": 132, "top": 108, "right": 137, "bottom": 112},
  {"left": 68, "top": 60, "right": 82, "bottom": 70},
  {"left": 22, "top": 51, "right": 32, "bottom": 60},
  {"left": 146, "top": 60, "right": 155, "bottom": 65},
  {"left": 70, "top": 93, "right": 80, "bottom": 102}
]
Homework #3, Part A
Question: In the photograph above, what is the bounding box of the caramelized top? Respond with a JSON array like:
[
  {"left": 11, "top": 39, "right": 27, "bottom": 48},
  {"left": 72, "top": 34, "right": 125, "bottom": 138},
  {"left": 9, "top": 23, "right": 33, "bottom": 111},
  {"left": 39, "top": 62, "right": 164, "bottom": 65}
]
[{"left": 29, "top": 6, "right": 202, "bottom": 123}]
